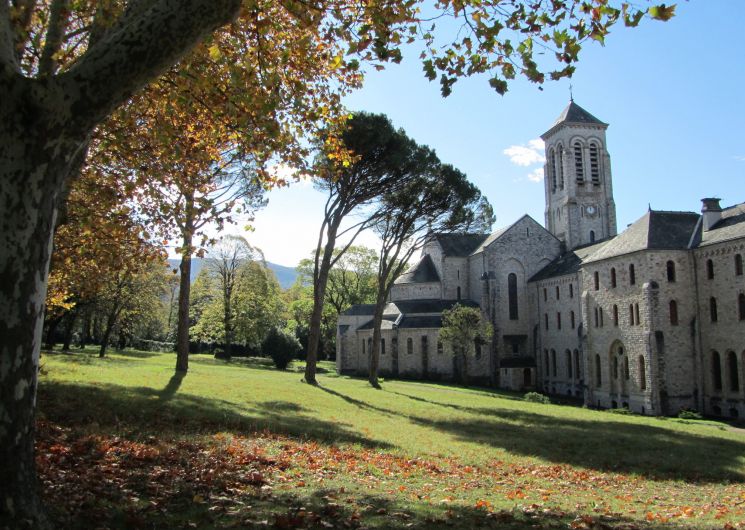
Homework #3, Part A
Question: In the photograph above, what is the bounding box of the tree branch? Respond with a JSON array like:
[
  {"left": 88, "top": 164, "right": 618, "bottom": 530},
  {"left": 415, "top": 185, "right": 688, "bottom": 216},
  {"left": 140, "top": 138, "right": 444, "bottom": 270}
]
[
  {"left": 0, "top": 1, "right": 19, "bottom": 74},
  {"left": 58, "top": 0, "right": 242, "bottom": 134},
  {"left": 39, "top": 0, "right": 70, "bottom": 77}
]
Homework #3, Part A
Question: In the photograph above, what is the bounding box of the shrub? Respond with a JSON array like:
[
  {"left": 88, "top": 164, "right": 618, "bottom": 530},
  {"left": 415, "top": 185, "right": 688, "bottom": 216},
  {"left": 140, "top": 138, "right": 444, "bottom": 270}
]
[
  {"left": 678, "top": 409, "right": 703, "bottom": 420},
  {"left": 524, "top": 392, "right": 550, "bottom": 404},
  {"left": 262, "top": 328, "right": 302, "bottom": 370}
]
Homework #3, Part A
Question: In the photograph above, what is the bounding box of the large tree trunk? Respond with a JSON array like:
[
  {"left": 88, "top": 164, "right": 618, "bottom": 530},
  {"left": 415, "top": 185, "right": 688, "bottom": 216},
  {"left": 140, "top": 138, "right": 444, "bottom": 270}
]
[
  {"left": 0, "top": 114, "right": 82, "bottom": 530},
  {"left": 223, "top": 291, "right": 232, "bottom": 360},
  {"left": 99, "top": 304, "right": 120, "bottom": 358},
  {"left": 43, "top": 315, "right": 62, "bottom": 350},
  {"left": 367, "top": 283, "right": 389, "bottom": 388},
  {"left": 176, "top": 220, "right": 194, "bottom": 373},
  {"left": 61, "top": 310, "right": 77, "bottom": 351}
]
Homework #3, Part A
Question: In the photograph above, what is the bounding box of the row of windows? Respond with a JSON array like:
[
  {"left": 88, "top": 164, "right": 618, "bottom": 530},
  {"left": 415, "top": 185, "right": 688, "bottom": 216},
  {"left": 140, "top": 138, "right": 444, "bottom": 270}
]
[
  {"left": 543, "top": 310, "right": 576, "bottom": 330},
  {"left": 543, "top": 348, "right": 582, "bottom": 380},
  {"left": 362, "top": 337, "right": 483, "bottom": 358},
  {"left": 593, "top": 264, "right": 637, "bottom": 290},
  {"left": 542, "top": 283, "right": 575, "bottom": 302},
  {"left": 711, "top": 350, "right": 742, "bottom": 394},
  {"left": 590, "top": 303, "right": 640, "bottom": 328},
  {"left": 705, "top": 254, "right": 744, "bottom": 279},
  {"left": 594, "top": 354, "right": 647, "bottom": 390},
  {"left": 548, "top": 141, "right": 601, "bottom": 191},
  {"left": 707, "top": 294, "right": 745, "bottom": 323}
]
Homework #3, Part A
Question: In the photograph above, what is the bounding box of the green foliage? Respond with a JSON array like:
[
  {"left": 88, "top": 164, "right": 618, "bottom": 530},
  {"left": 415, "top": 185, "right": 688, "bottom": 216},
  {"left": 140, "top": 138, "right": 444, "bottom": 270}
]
[
  {"left": 607, "top": 407, "right": 633, "bottom": 415},
  {"left": 524, "top": 392, "right": 551, "bottom": 404},
  {"left": 678, "top": 409, "right": 704, "bottom": 420},
  {"left": 439, "top": 304, "right": 493, "bottom": 357},
  {"left": 262, "top": 328, "right": 302, "bottom": 370}
]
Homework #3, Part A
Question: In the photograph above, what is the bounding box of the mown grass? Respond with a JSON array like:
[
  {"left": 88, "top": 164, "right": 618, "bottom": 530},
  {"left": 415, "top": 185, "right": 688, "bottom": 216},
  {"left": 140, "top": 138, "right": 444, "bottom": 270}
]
[{"left": 38, "top": 348, "right": 745, "bottom": 529}]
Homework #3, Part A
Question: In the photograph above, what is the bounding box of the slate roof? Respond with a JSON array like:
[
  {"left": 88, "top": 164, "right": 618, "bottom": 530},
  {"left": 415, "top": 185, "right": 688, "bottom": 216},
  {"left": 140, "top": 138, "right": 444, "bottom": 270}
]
[
  {"left": 340, "top": 304, "right": 376, "bottom": 316},
  {"left": 357, "top": 315, "right": 397, "bottom": 330},
  {"left": 552, "top": 101, "right": 607, "bottom": 127},
  {"left": 397, "top": 315, "right": 443, "bottom": 329},
  {"left": 700, "top": 202, "right": 745, "bottom": 247},
  {"left": 338, "top": 324, "right": 350, "bottom": 335},
  {"left": 585, "top": 210, "right": 700, "bottom": 263},
  {"left": 395, "top": 254, "right": 440, "bottom": 284},
  {"left": 391, "top": 299, "right": 478, "bottom": 315},
  {"left": 433, "top": 233, "right": 488, "bottom": 257},
  {"left": 529, "top": 239, "right": 611, "bottom": 282}
]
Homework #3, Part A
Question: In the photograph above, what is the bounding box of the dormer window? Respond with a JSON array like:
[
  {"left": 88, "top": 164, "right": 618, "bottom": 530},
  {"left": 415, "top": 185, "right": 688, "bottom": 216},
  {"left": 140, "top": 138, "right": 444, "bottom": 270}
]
[{"left": 574, "top": 141, "right": 584, "bottom": 183}]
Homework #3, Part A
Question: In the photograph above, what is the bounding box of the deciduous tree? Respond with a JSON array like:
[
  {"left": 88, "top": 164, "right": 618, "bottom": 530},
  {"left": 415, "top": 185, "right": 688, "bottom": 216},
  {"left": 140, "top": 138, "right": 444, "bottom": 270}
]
[{"left": 439, "top": 304, "right": 493, "bottom": 385}]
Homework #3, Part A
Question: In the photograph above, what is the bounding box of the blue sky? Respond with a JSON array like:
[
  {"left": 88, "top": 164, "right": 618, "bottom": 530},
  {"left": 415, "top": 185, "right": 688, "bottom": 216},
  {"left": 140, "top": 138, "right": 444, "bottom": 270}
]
[{"left": 240, "top": 1, "right": 745, "bottom": 267}]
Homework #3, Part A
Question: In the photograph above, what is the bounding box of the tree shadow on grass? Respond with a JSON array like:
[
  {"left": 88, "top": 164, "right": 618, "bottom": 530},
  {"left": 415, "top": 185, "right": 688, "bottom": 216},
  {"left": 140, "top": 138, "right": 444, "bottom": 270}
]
[
  {"left": 402, "top": 401, "right": 745, "bottom": 483},
  {"left": 37, "top": 380, "right": 391, "bottom": 450}
]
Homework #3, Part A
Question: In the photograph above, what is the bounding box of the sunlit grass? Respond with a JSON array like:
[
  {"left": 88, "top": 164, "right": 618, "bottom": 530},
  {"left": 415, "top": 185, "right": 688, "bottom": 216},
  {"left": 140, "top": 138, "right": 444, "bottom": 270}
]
[{"left": 38, "top": 349, "right": 745, "bottom": 529}]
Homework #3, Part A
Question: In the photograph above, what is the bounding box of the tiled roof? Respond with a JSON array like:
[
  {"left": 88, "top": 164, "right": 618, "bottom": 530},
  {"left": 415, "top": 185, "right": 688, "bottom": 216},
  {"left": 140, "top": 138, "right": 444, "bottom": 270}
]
[
  {"left": 700, "top": 202, "right": 745, "bottom": 247},
  {"left": 584, "top": 210, "right": 700, "bottom": 263},
  {"left": 434, "top": 233, "right": 488, "bottom": 257},
  {"left": 395, "top": 254, "right": 440, "bottom": 284},
  {"left": 340, "top": 304, "right": 376, "bottom": 316},
  {"left": 529, "top": 239, "right": 611, "bottom": 282}
]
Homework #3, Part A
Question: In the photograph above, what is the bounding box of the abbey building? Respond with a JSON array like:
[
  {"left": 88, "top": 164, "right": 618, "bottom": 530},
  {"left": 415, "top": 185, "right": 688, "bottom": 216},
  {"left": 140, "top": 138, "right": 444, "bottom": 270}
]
[{"left": 336, "top": 101, "right": 745, "bottom": 418}]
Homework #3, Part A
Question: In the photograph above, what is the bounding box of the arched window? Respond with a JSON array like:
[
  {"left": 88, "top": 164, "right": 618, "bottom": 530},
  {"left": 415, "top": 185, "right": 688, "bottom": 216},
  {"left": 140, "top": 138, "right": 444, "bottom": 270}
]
[
  {"left": 669, "top": 300, "right": 679, "bottom": 326},
  {"left": 589, "top": 142, "right": 600, "bottom": 184},
  {"left": 543, "top": 288, "right": 547, "bottom": 302},
  {"left": 574, "top": 141, "right": 584, "bottom": 182},
  {"left": 407, "top": 337, "right": 413, "bottom": 355},
  {"left": 736, "top": 254, "right": 743, "bottom": 276},
  {"left": 635, "top": 303, "right": 640, "bottom": 325},
  {"left": 712, "top": 351, "right": 722, "bottom": 390},
  {"left": 710, "top": 297, "right": 718, "bottom": 322},
  {"left": 557, "top": 312, "right": 562, "bottom": 330},
  {"left": 629, "top": 264, "right": 636, "bottom": 285},
  {"left": 362, "top": 340, "right": 366, "bottom": 354},
  {"left": 594, "top": 271, "right": 599, "bottom": 290},
  {"left": 594, "top": 306, "right": 599, "bottom": 327},
  {"left": 367, "top": 338, "right": 372, "bottom": 355},
  {"left": 739, "top": 293, "right": 745, "bottom": 321},
  {"left": 624, "top": 355, "right": 630, "bottom": 380},
  {"left": 558, "top": 146, "right": 565, "bottom": 189},
  {"left": 629, "top": 304, "right": 635, "bottom": 325},
  {"left": 544, "top": 313, "right": 549, "bottom": 330},
  {"left": 421, "top": 336, "right": 428, "bottom": 356},
  {"left": 728, "top": 351, "right": 739, "bottom": 392},
  {"left": 392, "top": 337, "right": 398, "bottom": 354},
  {"left": 574, "top": 349, "right": 580, "bottom": 379},
  {"left": 508, "top": 273, "right": 518, "bottom": 320},
  {"left": 457, "top": 286, "right": 461, "bottom": 300},
  {"left": 666, "top": 260, "right": 676, "bottom": 282},
  {"left": 595, "top": 355, "right": 602, "bottom": 387},
  {"left": 613, "top": 355, "right": 619, "bottom": 379},
  {"left": 639, "top": 356, "right": 647, "bottom": 390},
  {"left": 549, "top": 148, "right": 557, "bottom": 191},
  {"left": 610, "top": 268, "right": 617, "bottom": 288},
  {"left": 544, "top": 349, "right": 550, "bottom": 374},
  {"left": 381, "top": 338, "right": 386, "bottom": 355},
  {"left": 706, "top": 259, "right": 715, "bottom": 280},
  {"left": 569, "top": 283, "right": 574, "bottom": 298},
  {"left": 590, "top": 230, "right": 596, "bottom": 243},
  {"left": 566, "top": 350, "right": 573, "bottom": 379},
  {"left": 613, "top": 305, "right": 619, "bottom": 326},
  {"left": 570, "top": 310, "right": 576, "bottom": 329},
  {"left": 555, "top": 285, "right": 560, "bottom": 300},
  {"left": 599, "top": 307, "right": 604, "bottom": 327},
  {"left": 551, "top": 349, "right": 557, "bottom": 377}
]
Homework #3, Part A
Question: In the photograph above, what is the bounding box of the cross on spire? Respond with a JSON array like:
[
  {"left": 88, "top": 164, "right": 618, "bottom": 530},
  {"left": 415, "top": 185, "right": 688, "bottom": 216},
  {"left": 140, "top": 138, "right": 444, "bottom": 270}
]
[{"left": 569, "top": 84, "right": 574, "bottom": 102}]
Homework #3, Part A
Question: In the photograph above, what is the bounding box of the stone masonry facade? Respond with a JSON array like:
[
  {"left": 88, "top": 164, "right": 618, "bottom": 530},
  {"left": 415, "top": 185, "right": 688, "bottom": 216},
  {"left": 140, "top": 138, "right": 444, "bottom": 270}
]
[{"left": 336, "top": 101, "right": 745, "bottom": 418}]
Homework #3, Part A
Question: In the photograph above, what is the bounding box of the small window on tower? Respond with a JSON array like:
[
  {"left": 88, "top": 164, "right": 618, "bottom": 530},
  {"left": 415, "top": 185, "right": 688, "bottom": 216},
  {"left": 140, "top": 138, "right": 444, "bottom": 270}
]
[
  {"left": 590, "top": 230, "right": 596, "bottom": 243},
  {"left": 574, "top": 141, "right": 584, "bottom": 183}
]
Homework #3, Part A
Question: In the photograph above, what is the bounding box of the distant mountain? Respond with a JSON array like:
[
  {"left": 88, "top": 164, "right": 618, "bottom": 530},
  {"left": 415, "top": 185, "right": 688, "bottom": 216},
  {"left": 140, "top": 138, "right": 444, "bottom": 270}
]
[{"left": 167, "top": 258, "right": 298, "bottom": 289}]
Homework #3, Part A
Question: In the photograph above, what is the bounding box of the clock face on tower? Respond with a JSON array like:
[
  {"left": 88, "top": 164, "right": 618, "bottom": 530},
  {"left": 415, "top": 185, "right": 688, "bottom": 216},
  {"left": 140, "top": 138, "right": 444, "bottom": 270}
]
[{"left": 586, "top": 204, "right": 597, "bottom": 217}]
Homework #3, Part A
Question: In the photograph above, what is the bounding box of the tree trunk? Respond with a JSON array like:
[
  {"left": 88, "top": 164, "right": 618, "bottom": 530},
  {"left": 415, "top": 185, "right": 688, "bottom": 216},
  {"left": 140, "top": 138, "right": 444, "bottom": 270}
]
[
  {"left": 0, "top": 111, "right": 81, "bottom": 530},
  {"left": 223, "top": 291, "right": 232, "bottom": 360},
  {"left": 79, "top": 307, "right": 92, "bottom": 349},
  {"left": 367, "top": 286, "right": 388, "bottom": 388},
  {"left": 43, "top": 315, "right": 62, "bottom": 350},
  {"left": 99, "top": 304, "right": 119, "bottom": 358},
  {"left": 304, "top": 227, "right": 340, "bottom": 385},
  {"left": 176, "top": 219, "right": 194, "bottom": 373},
  {"left": 61, "top": 310, "right": 77, "bottom": 351}
]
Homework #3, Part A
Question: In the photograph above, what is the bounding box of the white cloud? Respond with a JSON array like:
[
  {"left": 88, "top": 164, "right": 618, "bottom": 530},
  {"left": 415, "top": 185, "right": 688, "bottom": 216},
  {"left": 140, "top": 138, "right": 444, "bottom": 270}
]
[
  {"left": 527, "top": 167, "right": 544, "bottom": 182},
  {"left": 734, "top": 155, "right": 745, "bottom": 162},
  {"left": 503, "top": 138, "right": 546, "bottom": 167}
]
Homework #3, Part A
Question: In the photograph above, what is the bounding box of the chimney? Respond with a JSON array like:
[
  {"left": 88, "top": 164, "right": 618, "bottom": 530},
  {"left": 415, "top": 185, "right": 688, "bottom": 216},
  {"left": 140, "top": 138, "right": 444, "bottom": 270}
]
[{"left": 701, "top": 198, "right": 722, "bottom": 231}]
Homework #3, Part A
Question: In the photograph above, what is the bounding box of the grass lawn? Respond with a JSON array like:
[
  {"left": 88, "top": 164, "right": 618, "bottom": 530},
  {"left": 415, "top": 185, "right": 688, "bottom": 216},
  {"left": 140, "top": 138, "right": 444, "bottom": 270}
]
[{"left": 37, "top": 348, "right": 745, "bottom": 529}]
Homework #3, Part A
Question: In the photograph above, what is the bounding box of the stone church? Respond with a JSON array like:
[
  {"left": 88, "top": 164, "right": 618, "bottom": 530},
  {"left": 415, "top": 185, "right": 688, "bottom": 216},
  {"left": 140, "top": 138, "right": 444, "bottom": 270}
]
[{"left": 336, "top": 101, "right": 745, "bottom": 418}]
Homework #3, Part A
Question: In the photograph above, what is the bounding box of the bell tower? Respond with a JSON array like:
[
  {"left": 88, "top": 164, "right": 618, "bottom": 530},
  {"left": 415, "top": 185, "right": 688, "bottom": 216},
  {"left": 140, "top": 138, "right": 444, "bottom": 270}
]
[{"left": 541, "top": 100, "right": 617, "bottom": 250}]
